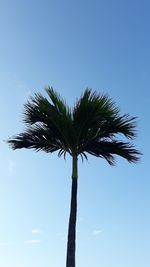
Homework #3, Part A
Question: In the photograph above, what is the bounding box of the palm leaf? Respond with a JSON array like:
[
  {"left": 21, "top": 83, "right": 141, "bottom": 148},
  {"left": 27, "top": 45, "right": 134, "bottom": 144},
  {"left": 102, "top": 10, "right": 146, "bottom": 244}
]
[
  {"left": 22, "top": 87, "right": 75, "bottom": 154},
  {"left": 83, "top": 140, "right": 140, "bottom": 165},
  {"left": 7, "top": 124, "right": 64, "bottom": 153},
  {"left": 73, "top": 89, "right": 138, "bottom": 153}
]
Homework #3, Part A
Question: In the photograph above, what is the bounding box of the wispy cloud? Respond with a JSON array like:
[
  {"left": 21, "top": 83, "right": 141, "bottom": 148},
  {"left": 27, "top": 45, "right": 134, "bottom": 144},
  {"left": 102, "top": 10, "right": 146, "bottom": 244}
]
[
  {"left": 32, "top": 229, "right": 42, "bottom": 235},
  {"left": 92, "top": 229, "right": 103, "bottom": 236},
  {"left": 0, "top": 241, "right": 16, "bottom": 246},
  {"left": 24, "top": 240, "right": 41, "bottom": 244}
]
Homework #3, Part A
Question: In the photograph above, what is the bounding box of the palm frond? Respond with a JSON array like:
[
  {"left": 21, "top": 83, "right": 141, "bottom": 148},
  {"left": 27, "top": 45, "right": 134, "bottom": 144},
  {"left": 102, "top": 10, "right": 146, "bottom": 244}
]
[
  {"left": 22, "top": 87, "right": 75, "bottom": 154},
  {"left": 45, "top": 87, "right": 75, "bottom": 151},
  {"left": 7, "top": 124, "right": 65, "bottom": 153},
  {"left": 73, "top": 89, "right": 138, "bottom": 152},
  {"left": 83, "top": 140, "right": 141, "bottom": 165},
  {"left": 23, "top": 93, "right": 51, "bottom": 125},
  {"left": 45, "top": 86, "right": 71, "bottom": 117},
  {"left": 73, "top": 89, "right": 115, "bottom": 146},
  {"left": 95, "top": 114, "right": 137, "bottom": 140}
]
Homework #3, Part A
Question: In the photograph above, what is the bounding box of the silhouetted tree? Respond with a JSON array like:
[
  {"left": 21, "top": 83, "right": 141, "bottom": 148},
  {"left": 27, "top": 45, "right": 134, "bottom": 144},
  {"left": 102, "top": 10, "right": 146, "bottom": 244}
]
[{"left": 8, "top": 87, "right": 141, "bottom": 267}]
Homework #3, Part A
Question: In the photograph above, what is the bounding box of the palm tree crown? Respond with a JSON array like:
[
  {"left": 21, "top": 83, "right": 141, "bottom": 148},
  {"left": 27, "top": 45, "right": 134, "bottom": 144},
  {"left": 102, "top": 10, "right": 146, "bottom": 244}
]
[{"left": 8, "top": 87, "right": 140, "bottom": 164}]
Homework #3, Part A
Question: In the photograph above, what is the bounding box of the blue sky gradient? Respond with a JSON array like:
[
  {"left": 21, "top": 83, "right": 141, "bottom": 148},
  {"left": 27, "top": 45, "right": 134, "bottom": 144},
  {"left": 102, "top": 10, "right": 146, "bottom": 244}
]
[{"left": 0, "top": 1, "right": 149, "bottom": 266}]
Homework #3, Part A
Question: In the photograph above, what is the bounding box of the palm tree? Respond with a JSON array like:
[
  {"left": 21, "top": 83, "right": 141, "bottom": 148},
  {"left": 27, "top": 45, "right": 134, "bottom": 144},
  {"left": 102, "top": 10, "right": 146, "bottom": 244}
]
[{"left": 7, "top": 87, "right": 140, "bottom": 267}]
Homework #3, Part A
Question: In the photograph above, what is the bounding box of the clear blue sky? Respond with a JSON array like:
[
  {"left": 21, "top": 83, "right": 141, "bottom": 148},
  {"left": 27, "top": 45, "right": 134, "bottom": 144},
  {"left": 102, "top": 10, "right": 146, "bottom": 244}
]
[{"left": 0, "top": 0, "right": 149, "bottom": 266}]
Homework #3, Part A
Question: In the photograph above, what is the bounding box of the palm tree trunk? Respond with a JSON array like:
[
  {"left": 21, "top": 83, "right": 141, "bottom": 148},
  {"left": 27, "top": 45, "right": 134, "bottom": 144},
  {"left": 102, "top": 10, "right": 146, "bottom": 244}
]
[{"left": 66, "top": 156, "right": 78, "bottom": 267}]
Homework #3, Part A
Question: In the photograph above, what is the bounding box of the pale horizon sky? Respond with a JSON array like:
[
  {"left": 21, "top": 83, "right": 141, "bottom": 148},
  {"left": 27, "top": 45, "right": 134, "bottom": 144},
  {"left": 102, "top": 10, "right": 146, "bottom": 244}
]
[{"left": 0, "top": 1, "right": 149, "bottom": 266}]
